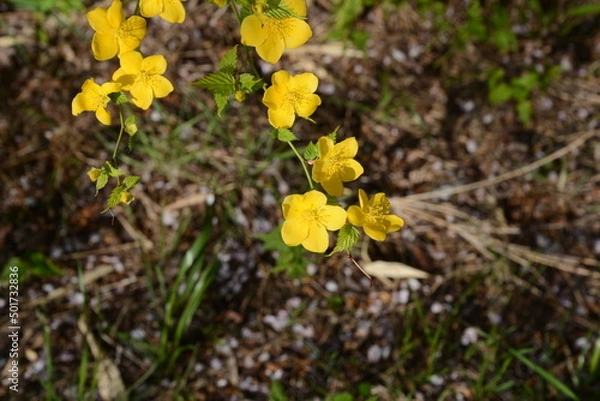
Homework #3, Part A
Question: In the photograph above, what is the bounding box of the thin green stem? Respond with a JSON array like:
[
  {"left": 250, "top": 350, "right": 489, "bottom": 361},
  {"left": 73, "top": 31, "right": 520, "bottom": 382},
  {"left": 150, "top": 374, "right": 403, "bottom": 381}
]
[
  {"left": 288, "top": 141, "right": 314, "bottom": 190},
  {"left": 113, "top": 105, "right": 125, "bottom": 166}
]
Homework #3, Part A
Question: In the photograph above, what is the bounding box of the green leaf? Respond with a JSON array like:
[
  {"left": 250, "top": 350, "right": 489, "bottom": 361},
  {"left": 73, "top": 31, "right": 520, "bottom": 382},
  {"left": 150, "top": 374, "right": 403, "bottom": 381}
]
[
  {"left": 102, "top": 161, "right": 124, "bottom": 178},
  {"left": 95, "top": 173, "right": 109, "bottom": 194},
  {"left": 214, "top": 93, "right": 230, "bottom": 117},
  {"left": 104, "top": 186, "right": 124, "bottom": 212},
  {"left": 488, "top": 82, "right": 513, "bottom": 104},
  {"left": 269, "top": 381, "right": 289, "bottom": 401},
  {"left": 193, "top": 72, "right": 236, "bottom": 95},
  {"left": 219, "top": 45, "right": 238, "bottom": 74},
  {"left": 303, "top": 141, "right": 319, "bottom": 160},
  {"left": 516, "top": 100, "right": 533, "bottom": 124},
  {"left": 566, "top": 3, "right": 600, "bottom": 17},
  {"left": 239, "top": 73, "right": 263, "bottom": 93},
  {"left": 331, "top": 225, "right": 360, "bottom": 254},
  {"left": 265, "top": 0, "right": 303, "bottom": 19},
  {"left": 327, "top": 126, "right": 340, "bottom": 143},
  {"left": 275, "top": 128, "right": 297, "bottom": 143},
  {"left": 110, "top": 91, "right": 130, "bottom": 105},
  {"left": 123, "top": 175, "right": 141, "bottom": 190},
  {"left": 326, "top": 393, "right": 353, "bottom": 401}
]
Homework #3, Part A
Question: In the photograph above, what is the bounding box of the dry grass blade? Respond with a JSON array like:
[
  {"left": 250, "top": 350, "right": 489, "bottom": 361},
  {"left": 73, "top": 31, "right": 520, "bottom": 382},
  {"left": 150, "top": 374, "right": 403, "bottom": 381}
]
[
  {"left": 78, "top": 316, "right": 127, "bottom": 401},
  {"left": 401, "top": 128, "right": 598, "bottom": 202}
]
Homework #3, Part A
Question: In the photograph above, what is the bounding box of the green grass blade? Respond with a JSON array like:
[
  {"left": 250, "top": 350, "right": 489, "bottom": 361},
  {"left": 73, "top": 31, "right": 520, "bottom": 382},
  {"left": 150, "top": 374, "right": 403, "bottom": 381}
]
[{"left": 508, "top": 348, "right": 580, "bottom": 401}]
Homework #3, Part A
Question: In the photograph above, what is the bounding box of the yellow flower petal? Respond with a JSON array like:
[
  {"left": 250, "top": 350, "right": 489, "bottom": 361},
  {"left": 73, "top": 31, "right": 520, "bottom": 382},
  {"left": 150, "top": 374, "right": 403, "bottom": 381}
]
[
  {"left": 86, "top": 8, "right": 111, "bottom": 34},
  {"left": 95, "top": 106, "right": 112, "bottom": 125},
  {"left": 281, "top": 219, "right": 309, "bottom": 246},
  {"left": 100, "top": 82, "right": 122, "bottom": 94},
  {"left": 385, "top": 215, "right": 405, "bottom": 232},
  {"left": 142, "top": 54, "right": 168, "bottom": 75},
  {"left": 160, "top": 0, "right": 186, "bottom": 23},
  {"left": 139, "top": 0, "right": 163, "bottom": 17},
  {"left": 256, "top": 32, "right": 286, "bottom": 64},
  {"left": 118, "top": 16, "right": 147, "bottom": 53},
  {"left": 71, "top": 93, "right": 88, "bottom": 115},
  {"left": 294, "top": 72, "right": 319, "bottom": 93},
  {"left": 335, "top": 137, "right": 359, "bottom": 158},
  {"left": 338, "top": 159, "right": 364, "bottom": 181},
  {"left": 357, "top": 188, "right": 368, "bottom": 209},
  {"left": 347, "top": 205, "right": 364, "bottom": 226},
  {"left": 321, "top": 205, "right": 347, "bottom": 231},
  {"left": 118, "top": 51, "right": 144, "bottom": 73},
  {"left": 150, "top": 75, "right": 174, "bottom": 98},
  {"left": 268, "top": 105, "right": 295, "bottom": 128},
  {"left": 240, "top": 14, "right": 268, "bottom": 47},
  {"left": 281, "top": 18, "right": 312, "bottom": 49},
  {"left": 106, "top": 0, "right": 124, "bottom": 27},
  {"left": 321, "top": 177, "right": 344, "bottom": 197},
  {"left": 286, "top": 0, "right": 307, "bottom": 16},
  {"left": 294, "top": 93, "right": 321, "bottom": 118},
  {"left": 130, "top": 83, "right": 154, "bottom": 109},
  {"left": 364, "top": 223, "right": 387, "bottom": 242},
  {"left": 302, "top": 224, "right": 329, "bottom": 253},
  {"left": 91, "top": 33, "right": 118, "bottom": 60},
  {"left": 302, "top": 189, "right": 327, "bottom": 207}
]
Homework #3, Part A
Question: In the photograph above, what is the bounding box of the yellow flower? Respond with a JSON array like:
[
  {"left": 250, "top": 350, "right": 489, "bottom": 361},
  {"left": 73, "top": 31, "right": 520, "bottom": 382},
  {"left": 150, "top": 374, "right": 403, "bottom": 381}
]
[
  {"left": 312, "top": 137, "right": 364, "bottom": 197},
  {"left": 281, "top": 190, "right": 347, "bottom": 253},
  {"left": 262, "top": 70, "right": 321, "bottom": 128},
  {"left": 347, "top": 189, "right": 404, "bottom": 241},
  {"left": 72, "top": 78, "right": 121, "bottom": 125},
  {"left": 240, "top": 0, "right": 312, "bottom": 64},
  {"left": 86, "top": 0, "right": 147, "bottom": 61},
  {"left": 211, "top": 0, "right": 227, "bottom": 6},
  {"left": 139, "top": 0, "right": 186, "bottom": 24},
  {"left": 112, "top": 51, "right": 174, "bottom": 110}
]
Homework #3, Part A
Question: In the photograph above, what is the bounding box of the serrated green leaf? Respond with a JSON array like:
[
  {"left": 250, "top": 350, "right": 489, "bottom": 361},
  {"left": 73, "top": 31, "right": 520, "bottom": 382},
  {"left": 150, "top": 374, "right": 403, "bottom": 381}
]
[
  {"left": 193, "top": 72, "right": 236, "bottom": 95},
  {"left": 239, "top": 73, "right": 263, "bottom": 93},
  {"left": 110, "top": 91, "right": 130, "bottom": 105},
  {"left": 265, "top": 0, "right": 303, "bottom": 19},
  {"left": 103, "top": 161, "right": 124, "bottom": 178},
  {"left": 219, "top": 45, "right": 238, "bottom": 74},
  {"left": 276, "top": 128, "right": 297, "bottom": 143},
  {"left": 331, "top": 225, "right": 360, "bottom": 254},
  {"left": 327, "top": 126, "right": 340, "bottom": 143},
  {"left": 215, "top": 93, "right": 229, "bottom": 117},
  {"left": 303, "top": 141, "right": 319, "bottom": 160},
  {"left": 104, "top": 186, "right": 124, "bottom": 212},
  {"left": 123, "top": 175, "right": 141, "bottom": 190},
  {"left": 95, "top": 173, "right": 108, "bottom": 194}
]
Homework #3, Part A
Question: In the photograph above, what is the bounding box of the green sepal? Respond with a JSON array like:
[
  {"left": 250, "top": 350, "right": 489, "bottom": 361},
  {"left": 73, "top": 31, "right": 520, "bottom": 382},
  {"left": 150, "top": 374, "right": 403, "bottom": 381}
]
[{"left": 303, "top": 141, "right": 319, "bottom": 161}]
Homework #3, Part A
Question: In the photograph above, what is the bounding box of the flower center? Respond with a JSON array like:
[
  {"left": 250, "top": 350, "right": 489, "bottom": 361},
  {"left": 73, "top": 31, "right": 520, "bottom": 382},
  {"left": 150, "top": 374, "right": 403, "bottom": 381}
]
[{"left": 301, "top": 207, "right": 325, "bottom": 226}]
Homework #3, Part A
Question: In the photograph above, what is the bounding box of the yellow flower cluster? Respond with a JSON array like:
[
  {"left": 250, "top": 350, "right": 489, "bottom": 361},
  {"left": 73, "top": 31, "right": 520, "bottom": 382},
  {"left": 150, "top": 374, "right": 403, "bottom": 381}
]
[
  {"left": 72, "top": 0, "right": 405, "bottom": 255},
  {"left": 280, "top": 135, "right": 404, "bottom": 253},
  {"left": 72, "top": 0, "right": 180, "bottom": 125},
  {"left": 238, "top": 0, "right": 405, "bottom": 253}
]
